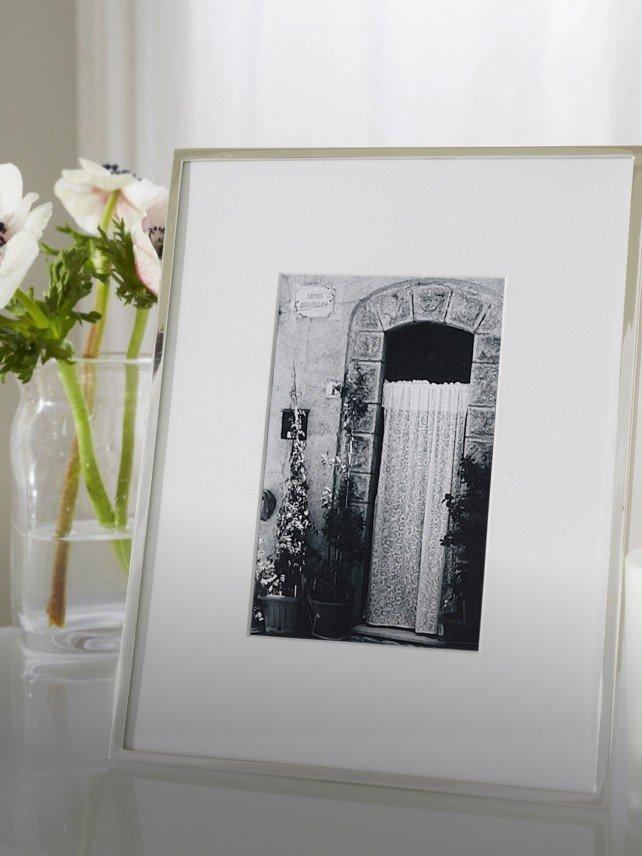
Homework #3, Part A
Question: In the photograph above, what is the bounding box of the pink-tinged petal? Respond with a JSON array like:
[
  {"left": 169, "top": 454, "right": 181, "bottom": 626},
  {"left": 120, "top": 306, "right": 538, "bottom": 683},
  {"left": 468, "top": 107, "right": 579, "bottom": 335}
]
[
  {"left": 113, "top": 197, "right": 146, "bottom": 231},
  {"left": 54, "top": 177, "right": 108, "bottom": 234},
  {"left": 11, "top": 192, "right": 39, "bottom": 233},
  {"left": 0, "top": 163, "right": 23, "bottom": 221},
  {"left": 24, "top": 202, "right": 53, "bottom": 239},
  {"left": 0, "top": 230, "right": 39, "bottom": 308},
  {"left": 142, "top": 189, "right": 168, "bottom": 231},
  {"left": 132, "top": 226, "right": 161, "bottom": 295},
  {"left": 133, "top": 245, "right": 161, "bottom": 295},
  {"left": 123, "top": 178, "right": 166, "bottom": 219}
]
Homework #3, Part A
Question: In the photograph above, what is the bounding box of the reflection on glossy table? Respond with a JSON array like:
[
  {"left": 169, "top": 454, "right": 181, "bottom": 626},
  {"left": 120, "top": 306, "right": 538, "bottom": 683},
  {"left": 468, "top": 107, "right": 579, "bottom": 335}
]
[{"left": 0, "top": 627, "right": 640, "bottom": 856}]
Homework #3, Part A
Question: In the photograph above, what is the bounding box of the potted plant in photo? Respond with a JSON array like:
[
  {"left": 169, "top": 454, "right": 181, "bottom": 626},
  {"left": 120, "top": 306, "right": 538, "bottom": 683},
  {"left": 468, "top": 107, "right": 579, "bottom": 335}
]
[
  {"left": 258, "top": 386, "right": 310, "bottom": 636},
  {"left": 305, "top": 369, "right": 368, "bottom": 640},
  {"left": 252, "top": 544, "right": 279, "bottom": 634},
  {"left": 440, "top": 455, "right": 491, "bottom": 645}
]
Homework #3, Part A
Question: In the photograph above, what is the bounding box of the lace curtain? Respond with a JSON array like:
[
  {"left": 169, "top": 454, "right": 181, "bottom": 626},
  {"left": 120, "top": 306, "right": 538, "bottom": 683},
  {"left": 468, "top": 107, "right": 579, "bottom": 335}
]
[{"left": 365, "top": 381, "right": 469, "bottom": 635}]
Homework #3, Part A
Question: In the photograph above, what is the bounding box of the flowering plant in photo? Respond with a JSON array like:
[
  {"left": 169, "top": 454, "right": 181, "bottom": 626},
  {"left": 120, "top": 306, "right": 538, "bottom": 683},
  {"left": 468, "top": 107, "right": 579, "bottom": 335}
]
[
  {"left": 272, "top": 377, "right": 310, "bottom": 597},
  {"left": 1, "top": 159, "right": 167, "bottom": 629},
  {"left": 255, "top": 543, "right": 283, "bottom": 595},
  {"left": 308, "top": 367, "right": 369, "bottom": 603}
]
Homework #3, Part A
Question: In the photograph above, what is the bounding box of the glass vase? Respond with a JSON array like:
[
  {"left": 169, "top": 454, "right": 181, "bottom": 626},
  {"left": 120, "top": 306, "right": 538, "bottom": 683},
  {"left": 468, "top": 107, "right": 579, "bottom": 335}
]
[{"left": 10, "top": 355, "right": 152, "bottom": 653}]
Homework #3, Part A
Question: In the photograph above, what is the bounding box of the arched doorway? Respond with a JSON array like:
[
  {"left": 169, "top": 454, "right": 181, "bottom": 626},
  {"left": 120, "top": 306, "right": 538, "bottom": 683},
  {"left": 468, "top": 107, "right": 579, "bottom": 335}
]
[{"left": 340, "top": 279, "right": 501, "bottom": 639}]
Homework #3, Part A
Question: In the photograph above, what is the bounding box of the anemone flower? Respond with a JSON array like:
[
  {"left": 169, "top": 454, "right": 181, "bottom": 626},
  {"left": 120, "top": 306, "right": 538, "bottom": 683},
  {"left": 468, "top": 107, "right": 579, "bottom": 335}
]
[
  {"left": 54, "top": 158, "right": 165, "bottom": 234},
  {"left": 131, "top": 224, "right": 162, "bottom": 296},
  {"left": 0, "top": 163, "right": 52, "bottom": 310},
  {"left": 130, "top": 188, "right": 167, "bottom": 297},
  {"left": 141, "top": 190, "right": 168, "bottom": 259}
]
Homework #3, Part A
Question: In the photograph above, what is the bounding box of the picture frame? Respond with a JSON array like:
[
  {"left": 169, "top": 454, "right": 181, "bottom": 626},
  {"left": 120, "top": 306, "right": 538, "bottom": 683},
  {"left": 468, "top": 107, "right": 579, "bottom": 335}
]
[{"left": 111, "top": 147, "right": 642, "bottom": 805}]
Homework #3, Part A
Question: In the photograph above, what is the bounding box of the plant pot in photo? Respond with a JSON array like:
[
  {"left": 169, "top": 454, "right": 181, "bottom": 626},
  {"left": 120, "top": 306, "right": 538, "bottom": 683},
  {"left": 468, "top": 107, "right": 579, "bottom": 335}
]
[
  {"left": 306, "top": 595, "right": 352, "bottom": 641},
  {"left": 260, "top": 594, "right": 303, "bottom": 637},
  {"left": 440, "top": 616, "right": 480, "bottom": 646}
]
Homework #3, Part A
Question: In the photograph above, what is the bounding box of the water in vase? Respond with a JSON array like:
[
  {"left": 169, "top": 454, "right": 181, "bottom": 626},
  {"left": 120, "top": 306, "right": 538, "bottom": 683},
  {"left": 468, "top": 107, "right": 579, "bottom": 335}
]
[{"left": 12, "top": 518, "right": 131, "bottom": 653}]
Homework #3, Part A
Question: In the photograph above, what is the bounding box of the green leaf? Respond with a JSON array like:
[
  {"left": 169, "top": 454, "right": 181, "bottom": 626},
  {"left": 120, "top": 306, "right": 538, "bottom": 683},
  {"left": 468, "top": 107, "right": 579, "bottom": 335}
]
[
  {"left": 95, "top": 219, "right": 157, "bottom": 310},
  {"left": 0, "top": 233, "right": 99, "bottom": 383}
]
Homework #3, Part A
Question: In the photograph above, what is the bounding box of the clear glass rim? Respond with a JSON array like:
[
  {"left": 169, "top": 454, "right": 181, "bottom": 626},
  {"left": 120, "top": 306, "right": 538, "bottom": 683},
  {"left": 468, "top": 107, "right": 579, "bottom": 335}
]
[{"left": 54, "top": 352, "right": 153, "bottom": 367}]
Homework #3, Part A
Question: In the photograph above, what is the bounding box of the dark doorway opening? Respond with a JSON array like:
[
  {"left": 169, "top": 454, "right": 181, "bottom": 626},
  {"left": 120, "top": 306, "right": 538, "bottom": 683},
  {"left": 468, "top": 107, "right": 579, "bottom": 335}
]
[{"left": 384, "top": 322, "right": 474, "bottom": 383}]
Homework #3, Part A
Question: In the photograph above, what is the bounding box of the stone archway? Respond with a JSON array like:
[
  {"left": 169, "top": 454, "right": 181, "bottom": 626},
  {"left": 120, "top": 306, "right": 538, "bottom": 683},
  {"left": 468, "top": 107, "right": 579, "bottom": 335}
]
[{"left": 340, "top": 277, "right": 503, "bottom": 621}]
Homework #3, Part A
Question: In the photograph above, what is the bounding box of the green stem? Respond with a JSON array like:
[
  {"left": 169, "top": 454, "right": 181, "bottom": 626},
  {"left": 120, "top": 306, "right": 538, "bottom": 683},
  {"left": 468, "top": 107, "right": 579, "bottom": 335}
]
[
  {"left": 113, "top": 306, "right": 149, "bottom": 569},
  {"left": 47, "top": 191, "right": 126, "bottom": 626},
  {"left": 57, "top": 360, "right": 115, "bottom": 529},
  {"left": 83, "top": 190, "right": 119, "bottom": 359},
  {"left": 126, "top": 305, "right": 149, "bottom": 360},
  {"left": 100, "top": 190, "right": 119, "bottom": 232},
  {"left": 13, "top": 289, "right": 49, "bottom": 328}
]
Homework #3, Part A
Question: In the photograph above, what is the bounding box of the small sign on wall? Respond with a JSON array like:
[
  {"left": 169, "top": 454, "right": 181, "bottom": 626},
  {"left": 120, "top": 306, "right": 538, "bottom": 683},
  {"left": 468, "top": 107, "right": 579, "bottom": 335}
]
[
  {"left": 294, "top": 284, "right": 335, "bottom": 318},
  {"left": 281, "top": 409, "right": 309, "bottom": 439}
]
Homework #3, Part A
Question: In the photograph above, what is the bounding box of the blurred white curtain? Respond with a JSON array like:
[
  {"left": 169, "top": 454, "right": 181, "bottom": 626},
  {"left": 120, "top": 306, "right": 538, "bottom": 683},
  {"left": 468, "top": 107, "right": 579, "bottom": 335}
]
[
  {"left": 79, "top": 0, "right": 642, "bottom": 188},
  {"left": 78, "top": 0, "right": 642, "bottom": 538}
]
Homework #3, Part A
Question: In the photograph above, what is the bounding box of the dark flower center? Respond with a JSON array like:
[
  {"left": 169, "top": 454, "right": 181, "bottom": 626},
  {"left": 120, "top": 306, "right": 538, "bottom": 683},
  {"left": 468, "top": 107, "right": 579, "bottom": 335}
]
[
  {"left": 147, "top": 225, "right": 165, "bottom": 259},
  {"left": 102, "top": 163, "right": 134, "bottom": 176},
  {"left": 0, "top": 222, "right": 7, "bottom": 249}
]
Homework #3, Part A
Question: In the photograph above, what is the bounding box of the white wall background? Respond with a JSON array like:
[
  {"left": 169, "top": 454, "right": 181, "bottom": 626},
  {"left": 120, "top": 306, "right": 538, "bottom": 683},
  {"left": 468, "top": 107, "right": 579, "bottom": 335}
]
[
  {"left": 0, "top": 0, "right": 77, "bottom": 625},
  {"left": 3, "top": 0, "right": 642, "bottom": 623},
  {"left": 81, "top": 1, "right": 642, "bottom": 181}
]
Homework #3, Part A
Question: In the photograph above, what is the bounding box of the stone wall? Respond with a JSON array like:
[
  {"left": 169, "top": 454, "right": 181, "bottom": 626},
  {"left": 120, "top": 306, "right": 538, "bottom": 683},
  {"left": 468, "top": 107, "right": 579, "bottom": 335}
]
[{"left": 258, "top": 274, "right": 504, "bottom": 589}]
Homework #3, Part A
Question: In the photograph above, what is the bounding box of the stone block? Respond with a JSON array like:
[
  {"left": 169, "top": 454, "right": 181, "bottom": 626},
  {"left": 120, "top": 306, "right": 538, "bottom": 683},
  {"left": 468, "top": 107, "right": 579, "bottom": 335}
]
[
  {"left": 350, "top": 434, "right": 375, "bottom": 473},
  {"left": 445, "top": 292, "right": 486, "bottom": 331},
  {"left": 352, "top": 404, "right": 381, "bottom": 434},
  {"left": 467, "top": 406, "right": 495, "bottom": 437},
  {"left": 412, "top": 284, "right": 451, "bottom": 322},
  {"left": 352, "top": 301, "right": 382, "bottom": 332},
  {"left": 352, "top": 331, "right": 384, "bottom": 361},
  {"left": 464, "top": 438, "right": 493, "bottom": 467},
  {"left": 475, "top": 304, "right": 503, "bottom": 336},
  {"left": 473, "top": 335, "right": 501, "bottom": 364},
  {"left": 375, "top": 288, "right": 413, "bottom": 330},
  {"left": 470, "top": 363, "right": 499, "bottom": 406},
  {"left": 351, "top": 361, "right": 384, "bottom": 404}
]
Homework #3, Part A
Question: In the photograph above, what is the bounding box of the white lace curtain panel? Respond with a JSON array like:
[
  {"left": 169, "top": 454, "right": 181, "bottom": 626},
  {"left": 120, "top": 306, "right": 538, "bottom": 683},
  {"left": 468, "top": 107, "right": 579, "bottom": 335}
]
[{"left": 365, "top": 381, "right": 469, "bottom": 635}]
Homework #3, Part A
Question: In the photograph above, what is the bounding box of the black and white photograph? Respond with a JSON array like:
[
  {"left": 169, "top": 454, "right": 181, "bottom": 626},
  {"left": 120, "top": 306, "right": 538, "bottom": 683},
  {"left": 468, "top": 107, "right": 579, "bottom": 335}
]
[{"left": 252, "top": 274, "right": 504, "bottom": 649}]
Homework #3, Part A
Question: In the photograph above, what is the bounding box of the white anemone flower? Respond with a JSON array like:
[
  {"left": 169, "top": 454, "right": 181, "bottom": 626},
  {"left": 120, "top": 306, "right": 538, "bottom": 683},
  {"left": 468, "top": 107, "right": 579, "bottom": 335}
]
[
  {"left": 141, "top": 190, "right": 168, "bottom": 259},
  {"left": 131, "top": 224, "right": 162, "bottom": 297},
  {"left": 54, "top": 158, "right": 165, "bottom": 234},
  {"left": 0, "top": 163, "right": 52, "bottom": 310},
  {"left": 131, "top": 188, "right": 168, "bottom": 297}
]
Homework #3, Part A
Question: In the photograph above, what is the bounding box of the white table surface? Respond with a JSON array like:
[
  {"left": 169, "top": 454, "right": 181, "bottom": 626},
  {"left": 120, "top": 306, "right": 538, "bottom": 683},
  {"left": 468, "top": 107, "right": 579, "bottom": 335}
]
[{"left": 0, "top": 626, "right": 639, "bottom": 856}]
